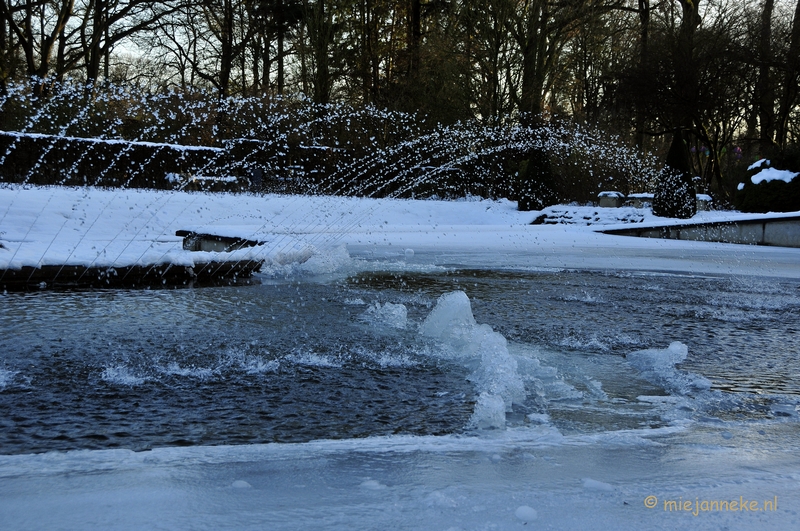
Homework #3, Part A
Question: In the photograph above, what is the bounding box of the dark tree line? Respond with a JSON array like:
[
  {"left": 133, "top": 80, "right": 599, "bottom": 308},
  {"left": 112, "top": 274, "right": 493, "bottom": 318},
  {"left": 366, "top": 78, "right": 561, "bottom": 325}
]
[{"left": 1, "top": 1, "right": 800, "bottom": 200}]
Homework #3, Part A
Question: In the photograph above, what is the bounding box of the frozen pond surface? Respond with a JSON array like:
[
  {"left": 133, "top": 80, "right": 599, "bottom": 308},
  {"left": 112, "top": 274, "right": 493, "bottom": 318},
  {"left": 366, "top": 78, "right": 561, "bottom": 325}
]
[
  {"left": 2, "top": 263, "right": 800, "bottom": 530},
  {"left": 2, "top": 187, "right": 800, "bottom": 529},
  {"left": 2, "top": 269, "right": 799, "bottom": 454}
]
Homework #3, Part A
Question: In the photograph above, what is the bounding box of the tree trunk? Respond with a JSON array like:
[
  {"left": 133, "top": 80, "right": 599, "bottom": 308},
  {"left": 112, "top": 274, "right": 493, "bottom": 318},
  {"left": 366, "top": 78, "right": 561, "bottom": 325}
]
[
  {"left": 635, "top": 0, "right": 650, "bottom": 151},
  {"left": 309, "top": 0, "right": 331, "bottom": 104},
  {"left": 219, "top": 0, "right": 235, "bottom": 99},
  {"left": 277, "top": 16, "right": 285, "bottom": 93},
  {"left": 0, "top": 8, "right": 6, "bottom": 94},
  {"left": 518, "top": 0, "right": 547, "bottom": 122},
  {"left": 85, "top": 0, "right": 105, "bottom": 84},
  {"left": 252, "top": 33, "right": 261, "bottom": 92},
  {"left": 408, "top": 0, "right": 420, "bottom": 76},
  {"left": 776, "top": 0, "right": 800, "bottom": 148},
  {"left": 756, "top": 0, "right": 775, "bottom": 157},
  {"left": 673, "top": 0, "right": 701, "bottom": 130},
  {"left": 263, "top": 35, "right": 271, "bottom": 92}
]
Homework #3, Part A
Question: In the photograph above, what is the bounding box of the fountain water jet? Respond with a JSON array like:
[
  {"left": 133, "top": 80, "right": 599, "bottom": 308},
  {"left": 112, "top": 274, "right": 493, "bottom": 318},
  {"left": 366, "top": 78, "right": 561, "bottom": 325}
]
[{"left": 0, "top": 80, "right": 663, "bottom": 289}]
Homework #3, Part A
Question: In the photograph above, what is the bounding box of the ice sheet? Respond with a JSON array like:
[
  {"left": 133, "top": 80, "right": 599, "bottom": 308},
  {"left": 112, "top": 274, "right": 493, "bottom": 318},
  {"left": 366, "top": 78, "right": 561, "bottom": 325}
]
[{"left": 1, "top": 425, "right": 799, "bottom": 531}]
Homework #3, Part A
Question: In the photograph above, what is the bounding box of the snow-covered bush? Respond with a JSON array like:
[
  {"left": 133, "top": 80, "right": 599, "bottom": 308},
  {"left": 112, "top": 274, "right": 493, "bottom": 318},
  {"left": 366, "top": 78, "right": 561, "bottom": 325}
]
[
  {"left": 653, "top": 131, "right": 696, "bottom": 219},
  {"left": 735, "top": 159, "right": 800, "bottom": 213}
]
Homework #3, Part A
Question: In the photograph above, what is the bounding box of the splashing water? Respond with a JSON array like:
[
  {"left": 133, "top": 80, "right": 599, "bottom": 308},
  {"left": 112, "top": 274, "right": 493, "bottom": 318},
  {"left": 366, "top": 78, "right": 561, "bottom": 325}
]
[{"left": 0, "top": 80, "right": 665, "bottom": 288}]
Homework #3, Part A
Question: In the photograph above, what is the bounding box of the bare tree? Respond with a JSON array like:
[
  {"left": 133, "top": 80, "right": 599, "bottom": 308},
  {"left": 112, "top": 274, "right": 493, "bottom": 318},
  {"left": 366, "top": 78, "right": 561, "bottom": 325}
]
[
  {"left": 303, "top": 0, "right": 334, "bottom": 104},
  {"left": 776, "top": 0, "right": 800, "bottom": 149},
  {"left": 501, "top": 0, "right": 622, "bottom": 123},
  {"left": 755, "top": 0, "right": 776, "bottom": 156},
  {"left": 0, "top": 0, "right": 75, "bottom": 95},
  {"left": 75, "top": 1, "right": 182, "bottom": 86}
]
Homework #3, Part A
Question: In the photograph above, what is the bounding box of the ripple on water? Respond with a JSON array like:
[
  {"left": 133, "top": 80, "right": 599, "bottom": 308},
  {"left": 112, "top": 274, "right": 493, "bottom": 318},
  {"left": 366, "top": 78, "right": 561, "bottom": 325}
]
[{"left": 1, "top": 269, "right": 798, "bottom": 454}]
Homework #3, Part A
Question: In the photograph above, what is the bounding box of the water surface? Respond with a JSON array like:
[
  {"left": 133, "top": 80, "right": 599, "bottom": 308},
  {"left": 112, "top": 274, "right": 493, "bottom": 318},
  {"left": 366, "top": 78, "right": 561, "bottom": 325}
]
[{"left": 2, "top": 269, "right": 798, "bottom": 454}]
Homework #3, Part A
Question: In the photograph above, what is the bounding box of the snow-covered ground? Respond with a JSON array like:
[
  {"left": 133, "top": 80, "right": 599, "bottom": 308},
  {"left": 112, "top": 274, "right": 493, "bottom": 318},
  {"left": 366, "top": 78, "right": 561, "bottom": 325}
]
[
  {"left": 2, "top": 185, "right": 799, "bottom": 279},
  {"left": 2, "top": 185, "right": 800, "bottom": 530}
]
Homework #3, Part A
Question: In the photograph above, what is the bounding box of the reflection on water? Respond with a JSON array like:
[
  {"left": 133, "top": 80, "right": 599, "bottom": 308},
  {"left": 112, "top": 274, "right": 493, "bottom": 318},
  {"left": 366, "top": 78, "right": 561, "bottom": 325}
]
[{"left": 1, "top": 269, "right": 798, "bottom": 454}]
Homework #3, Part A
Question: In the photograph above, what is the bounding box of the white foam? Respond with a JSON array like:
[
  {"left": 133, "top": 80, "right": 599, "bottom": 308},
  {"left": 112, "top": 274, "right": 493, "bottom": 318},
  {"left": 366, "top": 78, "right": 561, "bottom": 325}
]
[
  {"left": 558, "top": 334, "right": 610, "bottom": 351},
  {"left": 160, "top": 362, "right": 214, "bottom": 380},
  {"left": 515, "top": 353, "right": 583, "bottom": 402},
  {"left": 269, "top": 240, "right": 316, "bottom": 265},
  {"left": 285, "top": 352, "right": 341, "bottom": 368},
  {"left": 526, "top": 413, "right": 551, "bottom": 425},
  {"left": 353, "top": 346, "right": 419, "bottom": 368},
  {"left": 258, "top": 243, "right": 354, "bottom": 277},
  {"left": 223, "top": 351, "right": 280, "bottom": 375},
  {"left": 360, "top": 302, "right": 408, "bottom": 329},
  {"left": 100, "top": 365, "right": 147, "bottom": 386},
  {"left": 0, "top": 368, "right": 18, "bottom": 389},
  {"left": 242, "top": 358, "right": 279, "bottom": 374},
  {"left": 298, "top": 244, "right": 353, "bottom": 275}
]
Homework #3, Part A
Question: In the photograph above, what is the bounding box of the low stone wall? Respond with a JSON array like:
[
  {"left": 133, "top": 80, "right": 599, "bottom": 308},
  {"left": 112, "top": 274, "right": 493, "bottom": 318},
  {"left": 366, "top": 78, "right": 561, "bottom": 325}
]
[
  {"left": 602, "top": 215, "right": 800, "bottom": 248},
  {"left": 0, "top": 260, "right": 264, "bottom": 291}
]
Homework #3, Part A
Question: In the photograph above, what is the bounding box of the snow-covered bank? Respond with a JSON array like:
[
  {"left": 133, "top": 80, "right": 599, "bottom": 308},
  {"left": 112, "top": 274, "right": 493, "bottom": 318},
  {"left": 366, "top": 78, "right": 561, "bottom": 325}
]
[{"left": 2, "top": 185, "right": 799, "bottom": 279}]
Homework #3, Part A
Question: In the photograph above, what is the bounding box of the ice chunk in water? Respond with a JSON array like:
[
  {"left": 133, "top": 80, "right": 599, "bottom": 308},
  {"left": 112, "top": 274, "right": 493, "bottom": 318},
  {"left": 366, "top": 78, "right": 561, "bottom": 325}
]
[
  {"left": 627, "top": 342, "right": 711, "bottom": 395},
  {"left": 420, "top": 291, "right": 527, "bottom": 428},
  {"left": 628, "top": 341, "right": 688, "bottom": 370},
  {"left": 582, "top": 478, "right": 614, "bottom": 492},
  {"left": 299, "top": 244, "right": 352, "bottom": 274},
  {"left": 419, "top": 291, "right": 477, "bottom": 347},
  {"left": 359, "top": 479, "right": 387, "bottom": 490},
  {"left": 468, "top": 325, "right": 526, "bottom": 411},
  {"left": 470, "top": 392, "right": 506, "bottom": 429}
]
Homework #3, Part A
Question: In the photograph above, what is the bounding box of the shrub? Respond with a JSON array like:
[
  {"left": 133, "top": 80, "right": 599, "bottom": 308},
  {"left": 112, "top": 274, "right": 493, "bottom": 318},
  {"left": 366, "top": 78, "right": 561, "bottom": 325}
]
[
  {"left": 653, "top": 131, "right": 696, "bottom": 219},
  {"left": 734, "top": 159, "right": 800, "bottom": 213}
]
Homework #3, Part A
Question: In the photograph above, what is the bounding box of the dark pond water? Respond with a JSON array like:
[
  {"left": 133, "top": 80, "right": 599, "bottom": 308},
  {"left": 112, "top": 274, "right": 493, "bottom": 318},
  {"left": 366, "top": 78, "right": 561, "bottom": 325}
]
[{"left": 1, "top": 269, "right": 798, "bottom": 454}]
